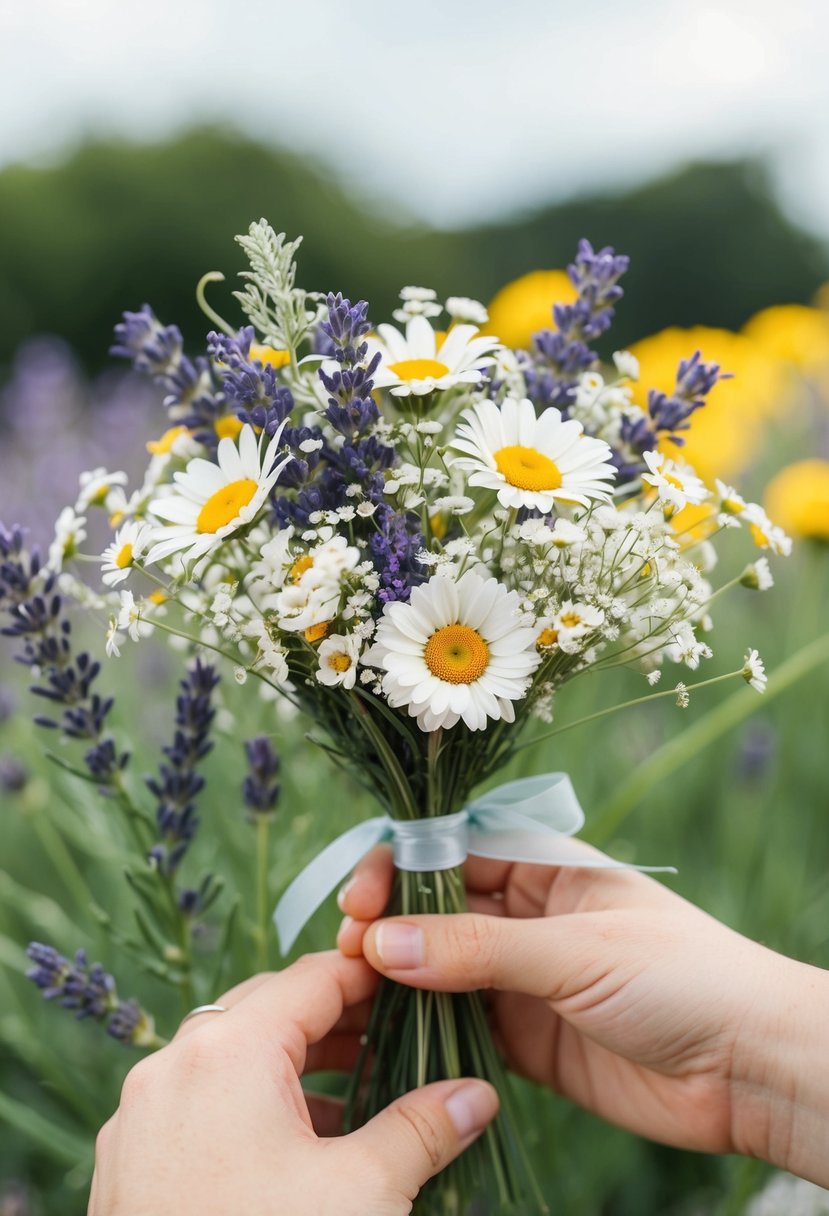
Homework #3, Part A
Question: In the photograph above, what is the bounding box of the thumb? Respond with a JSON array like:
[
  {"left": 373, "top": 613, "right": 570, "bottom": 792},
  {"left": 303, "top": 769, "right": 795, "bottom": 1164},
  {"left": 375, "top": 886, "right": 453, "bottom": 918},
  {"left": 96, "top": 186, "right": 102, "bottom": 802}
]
[
  {"left": 363, "top": 912, "right": 596, "bottom": 1000},
  {"left": 346, "top": 1079, "right": 498, "bottom": 1198}
]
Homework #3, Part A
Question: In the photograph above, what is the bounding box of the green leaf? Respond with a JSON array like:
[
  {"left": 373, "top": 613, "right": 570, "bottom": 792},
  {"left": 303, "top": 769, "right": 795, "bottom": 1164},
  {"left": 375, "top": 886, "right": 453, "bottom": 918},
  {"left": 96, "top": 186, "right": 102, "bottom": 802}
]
[{"left": 0, "top": 1088, "right": 92, "bottom": 1167}]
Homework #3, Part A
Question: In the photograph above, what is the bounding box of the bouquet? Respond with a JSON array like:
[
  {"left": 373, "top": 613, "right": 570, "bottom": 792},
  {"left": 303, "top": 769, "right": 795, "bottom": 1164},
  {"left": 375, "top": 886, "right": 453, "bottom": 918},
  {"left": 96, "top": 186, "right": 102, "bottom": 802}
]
[{"left": 2, "top": 224, "right": 791, "bottom": 1214}]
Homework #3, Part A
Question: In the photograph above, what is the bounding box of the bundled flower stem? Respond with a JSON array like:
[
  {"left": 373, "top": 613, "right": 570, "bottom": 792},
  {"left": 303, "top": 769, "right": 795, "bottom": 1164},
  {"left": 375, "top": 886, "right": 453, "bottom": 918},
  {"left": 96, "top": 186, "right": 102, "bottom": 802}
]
[{"left": 2, "top": 222, "right": 792, "bottom": 1214}]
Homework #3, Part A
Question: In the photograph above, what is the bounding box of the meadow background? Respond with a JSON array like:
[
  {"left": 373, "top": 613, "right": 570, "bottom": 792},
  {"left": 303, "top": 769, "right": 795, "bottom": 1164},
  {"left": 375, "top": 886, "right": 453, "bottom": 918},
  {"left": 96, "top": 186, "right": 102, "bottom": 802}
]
[{"left": 2, "top": 5, "right": 829, "bottom": 1210}]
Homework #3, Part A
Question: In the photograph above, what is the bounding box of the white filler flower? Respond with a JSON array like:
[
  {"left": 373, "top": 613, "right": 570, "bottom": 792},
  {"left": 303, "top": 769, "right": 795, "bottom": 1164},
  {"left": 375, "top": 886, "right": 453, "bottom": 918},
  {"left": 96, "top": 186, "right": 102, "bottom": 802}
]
[
  {"left": 366, "top": 315, "right": 499, "bottom": 397},
  {"left": 145, "top": 424, "right": 287, "bottom": 566},
  {"left": 100, "top": 520, "right": 150, "bottom": 587},
  {"left": 449, "top": 397, "right": 616, "bottom": 512},
  {"left": 363, "top": 568, "right": 541, "bottom": 732}
]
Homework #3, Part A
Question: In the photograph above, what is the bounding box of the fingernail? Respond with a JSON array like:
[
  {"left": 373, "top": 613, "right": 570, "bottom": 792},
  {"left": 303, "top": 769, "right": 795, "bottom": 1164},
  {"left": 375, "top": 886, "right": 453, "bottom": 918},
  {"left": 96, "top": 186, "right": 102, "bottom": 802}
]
[
  {"left": 374, "top": 922, "right": 424, "bottom": 969},
  {"left": 445, "top": 1082, "right": 498, "bottom": 1142},
  {"left": 337, "top": 878, "right": 356, "bottom": 911},
  {"left": 336, "top": 916, "right": 354, "bottom": 945}
]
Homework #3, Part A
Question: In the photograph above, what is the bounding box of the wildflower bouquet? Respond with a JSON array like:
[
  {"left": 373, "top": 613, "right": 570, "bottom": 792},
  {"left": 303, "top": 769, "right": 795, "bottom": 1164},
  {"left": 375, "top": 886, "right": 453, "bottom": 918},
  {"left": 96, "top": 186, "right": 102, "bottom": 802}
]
[{"left": 2, "top": 224, "right": 791, "bottom": 1215}]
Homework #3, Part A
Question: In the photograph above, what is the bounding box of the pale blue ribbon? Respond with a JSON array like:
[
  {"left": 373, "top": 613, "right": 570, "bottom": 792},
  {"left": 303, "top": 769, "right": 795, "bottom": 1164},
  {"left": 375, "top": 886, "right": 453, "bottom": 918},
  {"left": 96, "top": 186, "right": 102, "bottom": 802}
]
[{"left": 274, "top": 772, "right": 676, "bottom": 953}]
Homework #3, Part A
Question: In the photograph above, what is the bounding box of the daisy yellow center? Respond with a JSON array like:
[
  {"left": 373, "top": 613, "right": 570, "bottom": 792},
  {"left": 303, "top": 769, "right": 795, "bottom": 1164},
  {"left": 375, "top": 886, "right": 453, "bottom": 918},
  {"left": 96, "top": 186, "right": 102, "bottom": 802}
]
[
  {"left": 537, "top": 627, "right": 559, "bottom": 648},
  {"left": 147, "top": 425, "right": 190, "bottom": 455},
  {"left": 196, "top": 479, "right": 258, "bottom": 534},
  {"left": 251, "top": 344, "right": 291, "bottom": 370},
  {"left": 116, "top": 543, "right": 134, "bottom": 569},
  {"left": 214, "top": 415, "right": 244, "bottom": 440},
  {"left": 663, "top": 473, "right": 685, "bottom": 491},
  {"left": 290, "top": 555, "right": 314, "bottom": 583},
  {"left": 329, "top": 654, "right": 352, "bottom": 673},
  {"left": 559, "top": 611, "right": 582, "bottom": 628},
  {"left": 149, "top": 590, "right": 168, "bottom": 605},
  {"left": 722, "top": 496, "right": 745, "bottom": 515},
  {"left": 493, "top": 445, "right": 562, "bottom": 492},
  {"left": 387, "top": 358, "right": 450, "bottom": 383},
  {"left": 424, "top": 624, "right": 489, "bottom": 685}
]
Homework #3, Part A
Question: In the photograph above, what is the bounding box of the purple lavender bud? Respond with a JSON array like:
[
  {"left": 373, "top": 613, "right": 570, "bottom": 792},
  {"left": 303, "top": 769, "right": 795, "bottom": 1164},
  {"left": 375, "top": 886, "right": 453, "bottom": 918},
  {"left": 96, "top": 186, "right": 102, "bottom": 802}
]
[
  {"left": 242, "top": 736, "right": 281, "bottom": 819},
  {"left": 145, "top": 659, "right": 219, "bottom": 877}
]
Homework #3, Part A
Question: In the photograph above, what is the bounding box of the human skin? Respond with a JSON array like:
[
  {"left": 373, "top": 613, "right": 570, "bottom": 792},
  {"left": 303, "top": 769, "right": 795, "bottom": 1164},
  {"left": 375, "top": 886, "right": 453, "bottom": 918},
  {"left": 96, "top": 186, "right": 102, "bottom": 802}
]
[
  {"left": 337, "top": 845, "right": 829, "bottom": 1188},
  {"left": 89, "top": 951, "right": 498, "bottom": 1216}
]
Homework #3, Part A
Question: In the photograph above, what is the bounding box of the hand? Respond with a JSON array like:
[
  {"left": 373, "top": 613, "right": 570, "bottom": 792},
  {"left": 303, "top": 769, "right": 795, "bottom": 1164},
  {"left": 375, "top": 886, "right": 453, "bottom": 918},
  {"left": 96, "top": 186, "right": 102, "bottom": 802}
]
[
  {"left": 90, "top": 951, "right": 498, "bottom": 1215},
  {"left": 338, "top": 846, "right": 829, "bottom": 1187}
]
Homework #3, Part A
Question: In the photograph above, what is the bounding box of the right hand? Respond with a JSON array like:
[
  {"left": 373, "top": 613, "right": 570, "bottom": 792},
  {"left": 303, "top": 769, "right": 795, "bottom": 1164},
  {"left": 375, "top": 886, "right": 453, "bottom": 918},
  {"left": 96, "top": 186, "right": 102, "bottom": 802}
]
[{"left": 338, "top": 844, "right": 829, "bottom": 1187}]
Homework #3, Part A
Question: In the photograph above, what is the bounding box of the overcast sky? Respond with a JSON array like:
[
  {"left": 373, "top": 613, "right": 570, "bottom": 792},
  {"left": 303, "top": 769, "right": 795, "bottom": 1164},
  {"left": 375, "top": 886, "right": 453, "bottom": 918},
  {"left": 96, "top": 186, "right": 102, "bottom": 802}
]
[{"left": 1, "top": 0, "right": 828, "bottom": 234}]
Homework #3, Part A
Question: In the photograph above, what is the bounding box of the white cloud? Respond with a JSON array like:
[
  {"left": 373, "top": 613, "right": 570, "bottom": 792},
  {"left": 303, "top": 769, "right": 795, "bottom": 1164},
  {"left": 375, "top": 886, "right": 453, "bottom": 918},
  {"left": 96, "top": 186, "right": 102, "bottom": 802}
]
[{"left": 1, "top": 0, "right": 828, "bottom": 232}]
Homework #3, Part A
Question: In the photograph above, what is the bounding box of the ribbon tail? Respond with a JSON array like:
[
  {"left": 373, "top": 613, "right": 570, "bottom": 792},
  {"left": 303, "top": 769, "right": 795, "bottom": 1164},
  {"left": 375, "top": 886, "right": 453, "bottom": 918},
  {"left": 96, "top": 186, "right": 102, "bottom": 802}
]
[
  {"left": 468, "top": 827, "right": 676, "bottom": 873},
  {"left": 274, "top": 817, "right": 391, "bottom": 954}
]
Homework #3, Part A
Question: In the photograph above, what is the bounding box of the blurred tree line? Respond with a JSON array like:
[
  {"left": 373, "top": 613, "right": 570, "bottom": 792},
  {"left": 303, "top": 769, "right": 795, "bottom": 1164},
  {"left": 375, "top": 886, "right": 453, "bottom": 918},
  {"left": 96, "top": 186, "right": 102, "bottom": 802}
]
[{"left": 0, "top": 126, "right": 826, "bottom": 375}]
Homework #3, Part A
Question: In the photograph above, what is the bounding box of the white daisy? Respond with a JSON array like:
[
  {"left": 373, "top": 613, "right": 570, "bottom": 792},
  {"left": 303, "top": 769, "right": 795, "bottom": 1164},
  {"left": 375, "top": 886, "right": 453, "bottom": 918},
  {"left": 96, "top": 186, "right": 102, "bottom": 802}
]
[
  {"left": 642, "top": 451, "right": 709, "bottom": 514},
  {"left": 75, "top": 467, "right": 129, "bottom": 513},
  {"left": 536, "top": 601, "right": 605, "bottom": 655},
  {"left": 100, "top": 520, "right": 150, "bottom": 587},
  {"left": 367, "top": 315, "right": 500, "bottom": 398},
  {"left": 449, "top": 397, "right": 616, "bottom": 512},
  {"left": 742, "top": 648, "right": 767, "bottom": 693},
  {"left": 145, "top": 424, "right": 288, "bottom": 566},
  {"left": 362, "top": 569, "right": 540, "bottom": 732},
  {"left": 316, "top": 633, "right": 362, "bottom": 690},
  {"left": 740, "top": 557, "right": 774, "bottom": 591},
  {"left": 48, "top": 507, "right": 87, "bottom": 571},
  {"left": 742, "top": 505, "right": 793, "bottom": 556}
]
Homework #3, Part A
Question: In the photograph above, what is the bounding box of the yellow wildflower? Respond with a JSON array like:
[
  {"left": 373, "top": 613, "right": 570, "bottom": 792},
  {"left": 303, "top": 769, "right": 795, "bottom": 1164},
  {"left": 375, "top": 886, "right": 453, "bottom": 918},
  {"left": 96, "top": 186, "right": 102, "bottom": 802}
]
[
  {"left": 629, "top": 327, "right": 787, "bottom": 485},
  {"left": 742, "top": 304, "right": 829, "bottom": 377},
  {"left": 482, "top": 270, "right": 577, "bottom": 350},
  {"left": 764, "top": 459, "right": 829, "bottom": 541}
]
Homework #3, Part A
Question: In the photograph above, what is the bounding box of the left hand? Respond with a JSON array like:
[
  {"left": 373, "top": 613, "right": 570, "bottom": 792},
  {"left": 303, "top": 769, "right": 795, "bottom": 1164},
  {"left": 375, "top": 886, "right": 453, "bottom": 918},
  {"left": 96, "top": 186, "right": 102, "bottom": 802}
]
[{"left": 89, "top": 951, "right": 498, "bottom": 1216}]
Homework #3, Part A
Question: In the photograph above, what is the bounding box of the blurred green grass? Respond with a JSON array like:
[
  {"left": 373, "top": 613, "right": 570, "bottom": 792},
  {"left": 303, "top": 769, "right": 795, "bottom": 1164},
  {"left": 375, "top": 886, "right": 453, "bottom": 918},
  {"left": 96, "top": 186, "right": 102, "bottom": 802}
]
[{"left": 1, "top": 527, "right": 827, "bottom": 1214}]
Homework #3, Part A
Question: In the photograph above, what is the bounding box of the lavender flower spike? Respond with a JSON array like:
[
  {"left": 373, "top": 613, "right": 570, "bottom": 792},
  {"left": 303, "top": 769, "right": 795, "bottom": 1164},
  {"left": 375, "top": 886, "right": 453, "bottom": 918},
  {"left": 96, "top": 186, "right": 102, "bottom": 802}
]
[
  {"left": 242, "top": 736, "right": 281, "bottom": 820},
  {"left": 26, "top": 943, "right": 161, "bottom": 1047}
]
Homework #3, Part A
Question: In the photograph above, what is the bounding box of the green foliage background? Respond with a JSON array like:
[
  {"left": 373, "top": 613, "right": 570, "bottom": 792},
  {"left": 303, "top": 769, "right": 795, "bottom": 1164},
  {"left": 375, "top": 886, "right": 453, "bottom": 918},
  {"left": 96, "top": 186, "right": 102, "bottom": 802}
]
[{"left": 1, "top": 131, "right": 828, "bottom": 1214}]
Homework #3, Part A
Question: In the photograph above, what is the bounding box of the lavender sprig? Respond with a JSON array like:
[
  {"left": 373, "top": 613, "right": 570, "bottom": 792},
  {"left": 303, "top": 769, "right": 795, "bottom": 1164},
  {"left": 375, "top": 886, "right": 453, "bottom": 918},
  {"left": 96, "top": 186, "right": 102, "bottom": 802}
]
[
  {"left": 111, "top": 305, "right": 225, "bottom": 445},
  {"left": 242, "top": 736, "right": 281, "bottom": 821},
  {"left": 0, "top": 523, "right": 128, "bottom": 786},
  {"left": 524, "top": 240, "right": 630, "bottom": 409},
  {"left": 622, "top": 349, "right": 729, "bottom": 461},
  {"left": 145, "top": 659, "right": 219, "bottom": 878},
  {"left": 25, "top": 943, "right": 162, "bottom": 1048}
]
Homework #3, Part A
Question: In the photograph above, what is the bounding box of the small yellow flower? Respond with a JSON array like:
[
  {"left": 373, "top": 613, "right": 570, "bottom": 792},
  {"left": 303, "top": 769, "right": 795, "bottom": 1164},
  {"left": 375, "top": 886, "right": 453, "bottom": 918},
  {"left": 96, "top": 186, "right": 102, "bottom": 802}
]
[
  {"left": 482, "top": 270, "right": 577, "bottom": 350},
  {"left": 629, "top": 327, "right": 788, "bottom": 485},
  {"left": 304, "top": 621, "right": 330, "bottom": 643},
  {"left": 764, "top": 459, "right": 829, "bottom": 541},
  {"left": 743, "top": 305, "right": 829, "bottom": 377}
]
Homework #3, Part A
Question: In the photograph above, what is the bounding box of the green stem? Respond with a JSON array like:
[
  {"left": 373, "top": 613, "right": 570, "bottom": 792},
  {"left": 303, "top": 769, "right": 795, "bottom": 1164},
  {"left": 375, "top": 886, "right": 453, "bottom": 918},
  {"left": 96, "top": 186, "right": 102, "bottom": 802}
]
[
  {"left": 589, "top": 630, "right": 829, "bottom": 844},
  {"left": 255, "top": 815, "right": 271, "bottom": 972},
  {"left": 514, "top": 667, "right": 745, "bottom": 753}
]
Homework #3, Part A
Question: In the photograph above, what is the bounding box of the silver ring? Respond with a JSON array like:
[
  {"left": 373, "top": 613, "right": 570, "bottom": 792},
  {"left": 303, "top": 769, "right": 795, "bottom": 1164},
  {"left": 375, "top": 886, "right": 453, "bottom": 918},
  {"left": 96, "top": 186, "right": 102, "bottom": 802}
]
[{"left": 182, "top": 1003, "right": 228, "bottom": 1023}]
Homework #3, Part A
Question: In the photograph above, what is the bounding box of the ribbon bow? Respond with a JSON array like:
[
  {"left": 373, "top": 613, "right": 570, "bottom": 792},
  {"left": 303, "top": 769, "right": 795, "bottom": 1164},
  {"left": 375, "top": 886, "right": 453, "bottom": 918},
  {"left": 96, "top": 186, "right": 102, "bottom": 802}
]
[{"left": 274, "top": 772, "right": 675, "bottom": 953}]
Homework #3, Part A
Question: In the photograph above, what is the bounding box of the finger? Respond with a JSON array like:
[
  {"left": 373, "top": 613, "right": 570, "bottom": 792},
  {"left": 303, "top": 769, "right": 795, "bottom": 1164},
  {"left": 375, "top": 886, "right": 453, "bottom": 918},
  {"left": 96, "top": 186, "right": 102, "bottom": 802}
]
[
  {"left": 345, "top": 1079, "right": 498, "bottom": 1196},
  {"left": 231, "top": 952, "right": 378, "bottom": 1071},
  {"left": 337, "top": 845, "right": 394, "bottom": 920},
  {"left": 467, "top": 893, "right": 506, "bottom": 917},
  {"left": 306, "top": 1093, "right": 346, "bottom": 1137},
  {"left": 363, "top": 911, "right": 612, "bottom": 1001},
  {"left": 173, "top": 972, "right": 275, "bottom": 1040},
  {"left": 337, "top": 915, "right": 372, "bottom": 958}
]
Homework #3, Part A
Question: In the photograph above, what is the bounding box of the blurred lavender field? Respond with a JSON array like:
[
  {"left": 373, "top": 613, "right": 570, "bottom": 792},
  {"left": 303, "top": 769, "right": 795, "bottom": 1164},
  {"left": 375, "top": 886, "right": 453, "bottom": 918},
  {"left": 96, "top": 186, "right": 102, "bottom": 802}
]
[{"left": 0, "top": 339, "right": 162, "bottom": 541}]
